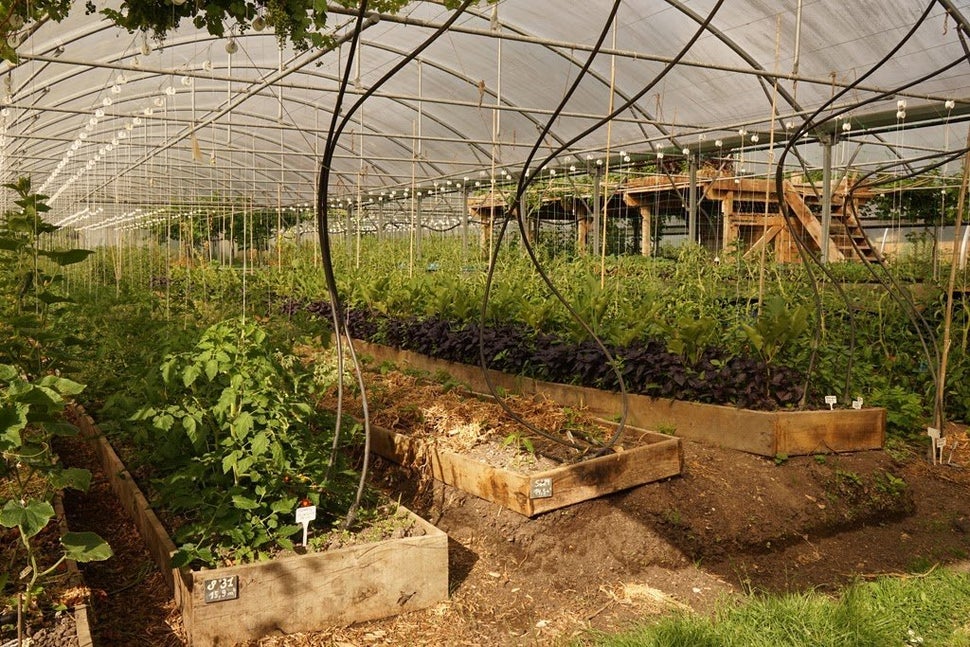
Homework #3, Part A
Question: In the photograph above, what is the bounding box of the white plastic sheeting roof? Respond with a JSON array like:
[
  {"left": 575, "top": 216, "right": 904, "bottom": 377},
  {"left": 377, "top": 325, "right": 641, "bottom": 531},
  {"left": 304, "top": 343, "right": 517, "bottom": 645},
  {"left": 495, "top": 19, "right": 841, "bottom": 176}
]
[{"left": 1, "top": 0, "right": 969, "bottom": 234}]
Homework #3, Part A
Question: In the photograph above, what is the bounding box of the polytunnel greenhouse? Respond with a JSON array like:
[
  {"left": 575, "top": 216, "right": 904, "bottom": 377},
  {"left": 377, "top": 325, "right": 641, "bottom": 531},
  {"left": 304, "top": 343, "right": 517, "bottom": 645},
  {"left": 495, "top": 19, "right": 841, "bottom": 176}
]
[{"left": 3, "top": 1, "right": 970, "bottom": 645}]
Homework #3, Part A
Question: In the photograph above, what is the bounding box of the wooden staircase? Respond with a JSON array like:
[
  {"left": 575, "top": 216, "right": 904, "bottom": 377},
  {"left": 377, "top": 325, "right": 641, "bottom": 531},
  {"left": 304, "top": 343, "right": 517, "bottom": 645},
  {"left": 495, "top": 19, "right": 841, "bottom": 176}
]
[{"left": 691, "top": 178, "right": 881, "bottom": 263}]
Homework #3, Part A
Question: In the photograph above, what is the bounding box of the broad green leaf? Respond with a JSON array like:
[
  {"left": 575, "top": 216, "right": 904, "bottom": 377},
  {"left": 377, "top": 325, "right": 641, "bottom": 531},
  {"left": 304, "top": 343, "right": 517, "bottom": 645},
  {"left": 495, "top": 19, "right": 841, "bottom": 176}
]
[
  {"left": 0, "top": 403, "right": 27, "bottom": 448},
  {"left": 49, "top": 467, "right": 93, "bottom": 492},
  {"left": 130, "top": 406, "right": 157, "bottom": 421},
  {"left": 171, "top": 548, "right": 194, "bottom": 569},
  {"left": 161, "top": 358, "right": 178, "bottom": 385},
  {"left": 204, "top": 359, "right": 219, "bottom": 381},
  {"left": 182, "top": 364, "right": 201, "bottom": 388},
  {"left": 42, "top": 421, "right": 80, "bottom": 437},
  {"left": 153, "top": 413, "right": 175, "bottom": 432},
  {"left": 13, "top": 384, "right": 63, "bottom": 409},
  {"left": 276, "top": 524, "right": 301, "bottom": 538},
  {"left": 0, "top": 364, "right": 19, "bottom": 381},
  {"left": 232, "top": 411, "right": 254, "bottom": 440},
  {"left": 61, "top": 531, "right": 112, "bottom": 562},
  {"left": 250, "top": 431, "right": 269, "bottom": 456},
  {"left": 0, "top": 236, "right": 22, "bottom": 251},
  {"left": 270, "top": 497, "right": 297, "bottom": 514},
  {"left": 236, "top": 455, "right": 254, "bottom": 475},
  {"left": 221, "top": 449, "right": 240, "bottom": 474},
  {"left": 37, "top": 375, "right": 86, "bottom": 396},
  {"left": 38, "top": 248, "right": 95, "bottom": 266},
  {"left": 0, "top": 499, "right": 55, "bottom": 538},
  {"left": 231, "top": 495, "right": 259, "bottom": 511},
  {"left": 172, "top": 544, "right": 215, "bottom": 568},
  {"left": 182, "top": 415, "right": 199, "bottom": 445}
]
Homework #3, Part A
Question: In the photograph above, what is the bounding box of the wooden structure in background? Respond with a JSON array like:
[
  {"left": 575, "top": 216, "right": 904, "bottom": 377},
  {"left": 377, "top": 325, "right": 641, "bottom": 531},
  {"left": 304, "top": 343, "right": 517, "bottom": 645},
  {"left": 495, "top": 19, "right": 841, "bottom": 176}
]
[
  {"left": 467, "top": 173, "right": 879, "bottom": 263},
  {"left": 621, "top": 173, "right": 879, "bottom": 263}
]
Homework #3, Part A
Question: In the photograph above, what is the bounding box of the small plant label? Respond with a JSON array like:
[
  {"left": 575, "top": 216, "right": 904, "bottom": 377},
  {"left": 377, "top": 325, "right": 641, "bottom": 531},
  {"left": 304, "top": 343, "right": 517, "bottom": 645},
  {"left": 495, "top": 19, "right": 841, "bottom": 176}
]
[
  {"left": 927, "top": 427, "right": 942, "bottom": 465},
  {"left": 296, "top": 505, "right": 316, "bottom": 547},
  {"left": 530, "top": 477, "right": 553, "bottom": 499},
  {"left": 824, "top": 395, "right": 837, "bottom": 409},
  {"left": 204, "top": 575, "right": 238, "bottom": 603},
  {"left": 851, "top": 397, "right": 863, "bottom": 410}
]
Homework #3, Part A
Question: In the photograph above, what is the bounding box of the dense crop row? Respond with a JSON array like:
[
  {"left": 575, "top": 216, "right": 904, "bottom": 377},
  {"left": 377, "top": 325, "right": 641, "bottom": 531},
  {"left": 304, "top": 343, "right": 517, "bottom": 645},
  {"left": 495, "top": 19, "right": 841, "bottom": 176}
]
[{"left": 285, "top": 299, "right": 804, "bottom": 410}]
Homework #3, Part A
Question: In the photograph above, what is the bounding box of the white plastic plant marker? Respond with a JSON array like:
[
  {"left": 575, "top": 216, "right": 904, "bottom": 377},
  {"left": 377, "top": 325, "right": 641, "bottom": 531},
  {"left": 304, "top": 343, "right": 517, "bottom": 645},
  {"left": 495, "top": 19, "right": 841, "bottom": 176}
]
[
  {"left": 927, "top": 427, "right": 941, "bottom": 465},
  {"left": 851, "top": 397, "right": 863, "bottom": 410},
  {"left": 295, "top": 505, "right": 317, "bottom": 547},
  {"left": 824, "top": 395, "right": 837, "bottom": 410}
]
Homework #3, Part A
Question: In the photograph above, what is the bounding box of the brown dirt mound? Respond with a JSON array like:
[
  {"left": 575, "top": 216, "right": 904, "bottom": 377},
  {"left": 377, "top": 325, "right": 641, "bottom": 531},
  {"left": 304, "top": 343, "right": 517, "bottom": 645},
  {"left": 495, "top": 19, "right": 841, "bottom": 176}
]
[{"left": 61, "top": 403, "right": 970, "bottom": 646}]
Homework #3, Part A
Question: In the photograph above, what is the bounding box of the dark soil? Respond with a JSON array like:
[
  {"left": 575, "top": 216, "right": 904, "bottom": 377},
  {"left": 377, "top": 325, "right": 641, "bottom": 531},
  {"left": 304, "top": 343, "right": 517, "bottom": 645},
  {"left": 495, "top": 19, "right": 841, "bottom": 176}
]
[
  {"left": 58, "top": 435, "right": 184, "bottom": 647},
  {"left": 58, "top": 420, "right": 970, "bottom": 646},
  {"left": 0, "top": 495, "right": 85, "bottom": 646}
]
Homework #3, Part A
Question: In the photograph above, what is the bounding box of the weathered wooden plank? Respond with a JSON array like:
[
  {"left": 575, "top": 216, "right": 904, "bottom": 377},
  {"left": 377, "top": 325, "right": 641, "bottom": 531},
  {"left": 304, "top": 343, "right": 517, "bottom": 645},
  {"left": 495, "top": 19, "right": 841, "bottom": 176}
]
[
  {"left": 370, "top": 421, "right": 682, "bottom": 517},
  {"left": 370, "top": 427, "right": 534, "bottom": 515},
  {"left": 528, "top": 431, "right": 683, "bottom": 515},
  {"left": 181, "top": 515, "right": 447, "bottom": 645},
  {"left": 354, "top": 342, "right": 886, "bottom": 457},
  {"left": 74, "top": 406, "right": 449, "bottom": 646},
  {"left": 775, "top": 408, "right": 886, "bottom": 455}
]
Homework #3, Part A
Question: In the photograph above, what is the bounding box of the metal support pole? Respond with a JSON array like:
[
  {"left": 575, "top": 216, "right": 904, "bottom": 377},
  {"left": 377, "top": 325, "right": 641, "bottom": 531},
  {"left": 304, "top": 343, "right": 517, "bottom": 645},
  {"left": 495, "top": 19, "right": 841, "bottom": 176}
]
[
  {"left": 415, "top": 196, "right": 423, "bottom": 259},
  {"left": 345, "top": 203, "right": 352, "bottom": 251},
  {"left": 688, "top": 154, "right": 698, "bottom": 245},
  {"left": 821, "top": 136, "right": 833, "bottom": 264},
  {"left": 591, "top": 166, "right": 602, "bottom": 255},
  {"left": 460, "top": 186, "right": 469, "bottom": 256},
  {"left": 377, "top": 200, "right": 384, "bottom": 242}
]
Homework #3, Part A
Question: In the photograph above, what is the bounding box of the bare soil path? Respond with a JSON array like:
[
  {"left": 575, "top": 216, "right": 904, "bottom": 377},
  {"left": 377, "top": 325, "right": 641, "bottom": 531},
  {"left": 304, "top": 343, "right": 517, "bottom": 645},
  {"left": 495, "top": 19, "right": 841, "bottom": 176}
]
[{"left": 58, "top": 371, "right": 970, "bottom": 646}]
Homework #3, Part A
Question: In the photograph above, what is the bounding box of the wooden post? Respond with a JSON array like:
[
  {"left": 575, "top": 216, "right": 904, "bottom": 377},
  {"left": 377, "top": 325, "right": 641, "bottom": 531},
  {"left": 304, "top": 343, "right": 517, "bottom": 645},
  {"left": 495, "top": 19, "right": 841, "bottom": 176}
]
[
  {"left": 640, "top": 204, "right": 652, "bottom": 256},
  {"left": 820, "top": 136, "right": 834, "bottom": 264},
  {"left": 480, "top": 208, "right": 494, "bottom": 257},
  {"left": 722, "top": 190, "right": 736, "bottom": 251},
  {"left": 577, "top": 214, "right": 589, "bottom": 255}
]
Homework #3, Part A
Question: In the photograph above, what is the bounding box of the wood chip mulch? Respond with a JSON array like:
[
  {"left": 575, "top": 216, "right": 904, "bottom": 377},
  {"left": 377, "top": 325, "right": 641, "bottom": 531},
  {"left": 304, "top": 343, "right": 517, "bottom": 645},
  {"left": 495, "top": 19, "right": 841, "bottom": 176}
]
[{"left": 58, "top": 434, "right": 186, "bottom": 647}]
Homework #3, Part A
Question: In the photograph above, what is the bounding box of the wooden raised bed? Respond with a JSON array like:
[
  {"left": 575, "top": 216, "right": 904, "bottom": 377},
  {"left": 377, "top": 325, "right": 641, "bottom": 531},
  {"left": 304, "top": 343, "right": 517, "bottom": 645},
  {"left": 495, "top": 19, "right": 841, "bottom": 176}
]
[
  {"left": 370, "top": 421, "right": 682, "bottom": 517},
  {"left": 52, "top": 495, "right": 95, "bottom": 647},
  {"left": 356, "top": 342, "right": 886, "bottom": 458},
  {"left": 72, "top": 409, "right": 448, "bottom": 646}
]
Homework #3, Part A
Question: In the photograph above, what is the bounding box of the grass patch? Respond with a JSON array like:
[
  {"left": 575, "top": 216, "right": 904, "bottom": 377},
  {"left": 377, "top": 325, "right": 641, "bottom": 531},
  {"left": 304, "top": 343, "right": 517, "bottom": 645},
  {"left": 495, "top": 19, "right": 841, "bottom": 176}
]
[{"left": 586, "top": 568, "right": 970, "bottom": 647}]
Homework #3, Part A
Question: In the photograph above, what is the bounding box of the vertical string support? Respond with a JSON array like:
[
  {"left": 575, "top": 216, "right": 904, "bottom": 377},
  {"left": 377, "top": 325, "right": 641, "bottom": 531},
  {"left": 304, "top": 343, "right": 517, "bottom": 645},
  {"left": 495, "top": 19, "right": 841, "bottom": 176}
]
[
  {"left": 600, "top": 14, "right": 617, "bottom": 289},
  {"left": 934, "top": 126, "right": 970, "bottom": 449},
  {"left": 757, "top": 16, "right": 782, "bottom": 306}
]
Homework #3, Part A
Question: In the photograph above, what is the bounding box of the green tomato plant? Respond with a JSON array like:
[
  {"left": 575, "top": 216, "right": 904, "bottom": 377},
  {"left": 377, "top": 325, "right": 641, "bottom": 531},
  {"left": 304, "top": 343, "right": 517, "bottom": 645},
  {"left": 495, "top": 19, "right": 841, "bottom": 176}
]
[{"left": 133, "top": 317, "right": 361, "bottom": 568}]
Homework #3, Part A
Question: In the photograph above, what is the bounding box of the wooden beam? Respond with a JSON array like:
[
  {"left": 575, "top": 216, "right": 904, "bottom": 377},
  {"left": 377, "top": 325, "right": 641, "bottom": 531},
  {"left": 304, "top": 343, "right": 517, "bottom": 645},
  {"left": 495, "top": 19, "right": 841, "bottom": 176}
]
[{"left": 743, "top": 225, "right": 783, "bottom": 259}]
